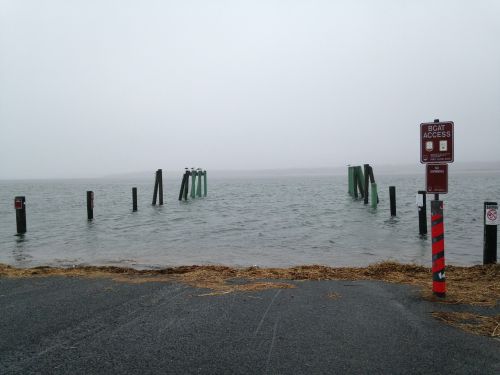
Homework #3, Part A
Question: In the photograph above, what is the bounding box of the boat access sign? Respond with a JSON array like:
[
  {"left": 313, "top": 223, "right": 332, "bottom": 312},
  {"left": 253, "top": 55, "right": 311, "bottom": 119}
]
[{"left": 420, "top": 121, "right": 454, "bottom": 163}]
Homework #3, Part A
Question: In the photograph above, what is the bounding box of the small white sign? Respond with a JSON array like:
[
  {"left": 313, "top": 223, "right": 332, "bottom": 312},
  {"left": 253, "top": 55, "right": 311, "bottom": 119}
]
[
  {"left": 485, "top": 205, "right": 498, "bottom": 225},
  {"left": 439, "top": 140, "right": 448, "bottom": 151},
  {"left": 416, "top": 194, "right": 424, "bottom": 207},
  {"left": 425, "top": 141, "right": 433, "bottom": 152}
]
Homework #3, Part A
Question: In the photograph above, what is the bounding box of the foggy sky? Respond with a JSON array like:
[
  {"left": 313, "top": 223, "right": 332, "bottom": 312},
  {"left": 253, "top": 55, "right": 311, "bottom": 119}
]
[{"left": 1, "top": 0, "right": 499, "bottom": 179}]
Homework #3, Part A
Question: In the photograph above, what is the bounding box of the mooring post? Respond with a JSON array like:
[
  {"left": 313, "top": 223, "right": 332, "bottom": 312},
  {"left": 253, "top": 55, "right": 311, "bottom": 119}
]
[
  {"left": 431, "top": 200, "right": 446, "bottom": 297},
  {"left": 417, "top": 190, "right": 427, "bottom": 235},
  {"left": 389, "top": 186, "right": 396, "bottom": 216},
  {"left": 87, "top": 191, "right": 94, "bottom": 220},
  {"left": 370, "top": 183, "right": 378, "bottom": 209},
  {"left": 183, "top": 169, "right": 189, "bottom": 200},
  {"left": 483, "top": 202, "right": 498, "bottom": 264},
  {"left": 352, "top": 167, "right": 359, "bottom": 199},
  {"left": 14, "top": 196, "right": 27, "bottom": 234},
  {"left": 347, "top": 166, "right": 353, "bottom": 195},
  {"left": 368, "top": 166, "right": 379, "bottom": 203},
  {"left": 190, "top": 169, "right": 196, "bottom": 199},
  {"left": 363, "top": 164, "right": 369, "bottom": 204},
  {"left": 152, "top": 170, "right": 159, "bottom": 205},
  {"left": 132, "top": 187, "right": 138, "bottom": 211},
  {"left": 203, "top": 170, "right": 207, "bottom": 197},
  {"left": 196, "top": 169, "right": 202, "bottom": 197},
  {"left": 158, "top": 169, "right": 164, "bottom": 205},
  {"left": 357, "top": 166, "right": 365, "bottom": 198},
  {"left": 179, "top": 172, "right": 187, "bottom": 201}
]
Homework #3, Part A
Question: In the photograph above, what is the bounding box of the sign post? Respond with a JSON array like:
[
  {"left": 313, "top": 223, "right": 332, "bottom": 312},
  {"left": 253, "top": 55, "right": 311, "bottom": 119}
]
[
  {"left": 484, "top": 202, "right": 498, "bottom": 264},
  {"left": 420, "top": 119, "right": 454, "bottom": 297}
]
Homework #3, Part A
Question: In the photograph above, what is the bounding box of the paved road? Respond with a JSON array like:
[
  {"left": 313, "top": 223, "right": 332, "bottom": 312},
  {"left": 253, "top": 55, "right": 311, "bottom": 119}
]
[{"left": 0, "top": 276, "right": 498, "bottom": 374}]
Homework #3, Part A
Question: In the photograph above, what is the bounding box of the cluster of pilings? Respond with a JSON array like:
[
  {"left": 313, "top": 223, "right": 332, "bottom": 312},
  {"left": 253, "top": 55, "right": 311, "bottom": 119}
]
[
  {"left": 347, "top": 164, "right": 379, "bottom": 208},
  {"left": 179, "top": 168, "right": 207, "bottom": 201}
]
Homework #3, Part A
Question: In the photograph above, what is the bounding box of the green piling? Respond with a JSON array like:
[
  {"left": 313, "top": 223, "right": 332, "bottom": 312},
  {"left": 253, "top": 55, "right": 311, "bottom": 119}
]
[
  {"left": 203, "top": 171, "right": 207, "bottom": 197},
  {"left": 371, "top": 183, "right": 378, "bottom": 209},
  {"left": 356, "top": 166, "right": 365, "bottom": 196},
  {"left": 348, "top": 166, "right": 354, "bottom": 196},
  {"left": 196, "top": 169, "right": 202, "bottom": 197},
  {"left": 190, "top": 169, "right": 197, "bottom": 199}
]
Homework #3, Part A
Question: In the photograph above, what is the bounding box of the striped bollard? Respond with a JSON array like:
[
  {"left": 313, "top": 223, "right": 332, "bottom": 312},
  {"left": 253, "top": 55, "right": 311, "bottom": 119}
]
[{"left": 431, "top": 200, "right": 446, "bottom": 297}]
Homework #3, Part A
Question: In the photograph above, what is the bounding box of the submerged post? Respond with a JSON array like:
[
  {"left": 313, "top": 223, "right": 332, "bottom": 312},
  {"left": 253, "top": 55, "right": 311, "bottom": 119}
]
[
  {"left": 158, "top": 169, "right": 164, "bottom": 205},
  {"left": 14, "top": 196, "right": 27, "bottom": 234},
  {"left": 203, "top": 171, "right": 207, "bottom": 197},
  {"left": 132, "top": 187, "right": 138, "bottom": 211},
  {"left": 370, "top": 183, "right": 378, "bottom": 209},
  {"left": 431, "top": 200, "right": 446, "bottom": 297},
  {"left": 389, "top": 186, "right": 396, "bottom": 216},
  {"left": 87, "top": 191, "right": 94, "bottom": 221},
  {"left": 363, "top": 164, "right": 369, "bottom": 204},
  {"left": 190, "top": 169, "right": 196, "bottom": 199},
  {"left": 483, "top": 202, "right": 498, "bottom": 264},
  {"left": 417, "top": 191, "right": 427, "bottom": 235},
  {"left": 152, "top": 170, "right": 159, "bottom": 205},
  {"left": 196, "top": 169, "right": 202, "bottom": 197},
  {"left": 183, "top": 169, "right": 189, "bottom": 200},
  {"left": 179, "top": 172, "right": 187, "bottom": 201}
]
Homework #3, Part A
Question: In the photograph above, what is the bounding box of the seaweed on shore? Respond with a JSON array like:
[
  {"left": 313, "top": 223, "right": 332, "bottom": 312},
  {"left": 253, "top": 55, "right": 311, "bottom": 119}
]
[
  {"left": 432, "top": 312, "right": 500, "bottom": 338},
  {"left": 0, "top": 261, "right": 498, "bottom": 306}
]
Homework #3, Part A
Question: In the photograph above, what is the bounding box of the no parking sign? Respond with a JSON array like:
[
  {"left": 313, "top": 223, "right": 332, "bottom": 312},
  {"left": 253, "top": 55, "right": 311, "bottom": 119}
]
[{"left": 485, "top": 204, "right": 498, "bottom": 225}]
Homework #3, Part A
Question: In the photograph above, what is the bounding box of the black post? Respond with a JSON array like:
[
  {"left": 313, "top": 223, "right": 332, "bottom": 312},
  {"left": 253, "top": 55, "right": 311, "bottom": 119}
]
[
  {"left": 158, "top": 169, "right": 164, "bottom": 205},
  {"left": 483, "top": 202, "right": 498, "bottom": 264},
  {"left": 87, "top": 191, "right": 94, "bottom": 221},
  {"left": 14, "top": 196, "right": 27, "bottom": 234},
  {"left": 152, "top": 170, "right": 159, "bottom": 205},
  {"left": 434, "top": 194, "right": 439, "bottom": 201},
  {"left": 418, "top": 190, "right": 427, "bottom": 235},
  {"left": 183, "top": 170, "right": 190, "bottom": 201},
  {"left": 179, "top": 173, "right": 187, "bottom": 201},
  {"left": 389, "top": 186, "right": 396, "bottom": 216},
  {"left": 363, "top": 164, "right": 369, "bottom": 205},
  {"left": 132, "top": 187, "right": 138, "bottom": 211},
  {"left": 352, "top": 168, "right": 358, "bottom": 199}
]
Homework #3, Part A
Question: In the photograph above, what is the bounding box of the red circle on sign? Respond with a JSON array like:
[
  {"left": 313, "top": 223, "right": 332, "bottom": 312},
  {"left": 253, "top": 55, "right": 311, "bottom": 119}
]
[{"left": 487, "top": 209, "right": 497, "bottom": 221}]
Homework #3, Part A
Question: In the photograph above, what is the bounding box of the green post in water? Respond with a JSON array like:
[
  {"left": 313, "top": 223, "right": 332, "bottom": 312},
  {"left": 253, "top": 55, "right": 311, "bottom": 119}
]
[
  {"left": 348, "top": 167, "right": 354, "bottom": 196},
  {"left": 190, "top": 169, "right": 197, "bottom": 199},
  {"left": 357, "top": 166, "right": 365, "bottom": 194},
  {"left": 371, "top": 183, "right": 378, "bottom": 209},
  {"left": 196, "top": 169, "right": 202, "bottom": 197},
  {"left": 203, "top": 171, "right": 207, "bottom": 197}
]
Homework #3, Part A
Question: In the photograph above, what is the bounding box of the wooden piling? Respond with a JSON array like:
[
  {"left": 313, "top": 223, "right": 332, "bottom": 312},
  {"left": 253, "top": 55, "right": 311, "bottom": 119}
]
[
  {"left": 132, "top": 187, "right": 137, "bottom": 211},
  {"left": 389, "top": 186, "right": 396, "bottom": 216},
  {"left": 417, "top": 190, "right": 427, "bottom": 235},
  {"left": 87, "top": 191, "right": 94, "bottom": 220},
  {"left": 152, "top": 170, "right": 159, "bottom": 205},
  {"left": 363, "top": 164, "right": 369, "bottom": 205},
  {"left": 14, "top": 196, "right": 27, "bottom": 234},
  {"left": 158, "top": 169, "right": 163, "bottom": 205},
  {"left": 179, "top": 172, "right": 187, "bottom": 201},
  {"left": 196, "top": 169, "right": 202, "bottom": 197},
  {"left": 203, "top": 171, "right": 207, "bottom": 197}
]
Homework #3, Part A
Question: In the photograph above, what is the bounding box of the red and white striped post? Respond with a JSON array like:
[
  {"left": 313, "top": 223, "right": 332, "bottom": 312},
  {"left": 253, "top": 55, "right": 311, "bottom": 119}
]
[{"left": 431, "top": 200, "right": 446, "bottom": 297}]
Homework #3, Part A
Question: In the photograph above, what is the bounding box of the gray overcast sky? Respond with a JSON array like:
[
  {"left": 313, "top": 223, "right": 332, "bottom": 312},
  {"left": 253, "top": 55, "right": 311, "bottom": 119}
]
[{"left": 1, "top": 0, "right": 499, "bottom": 179}]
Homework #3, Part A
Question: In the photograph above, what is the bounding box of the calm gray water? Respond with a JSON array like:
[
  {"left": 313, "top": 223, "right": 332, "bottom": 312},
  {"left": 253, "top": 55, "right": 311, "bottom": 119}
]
[{"left": 0, "top": 172, "right": 498, "bottom": 269}]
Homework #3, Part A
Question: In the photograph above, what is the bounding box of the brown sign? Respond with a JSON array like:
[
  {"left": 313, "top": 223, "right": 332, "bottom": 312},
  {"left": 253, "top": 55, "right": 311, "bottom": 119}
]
[
  {"left": 426, "top": 164, "right": 448, "bottom": 194},
  {"left": 420, "top": 121, "right": 454, "bottom": 163}
]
